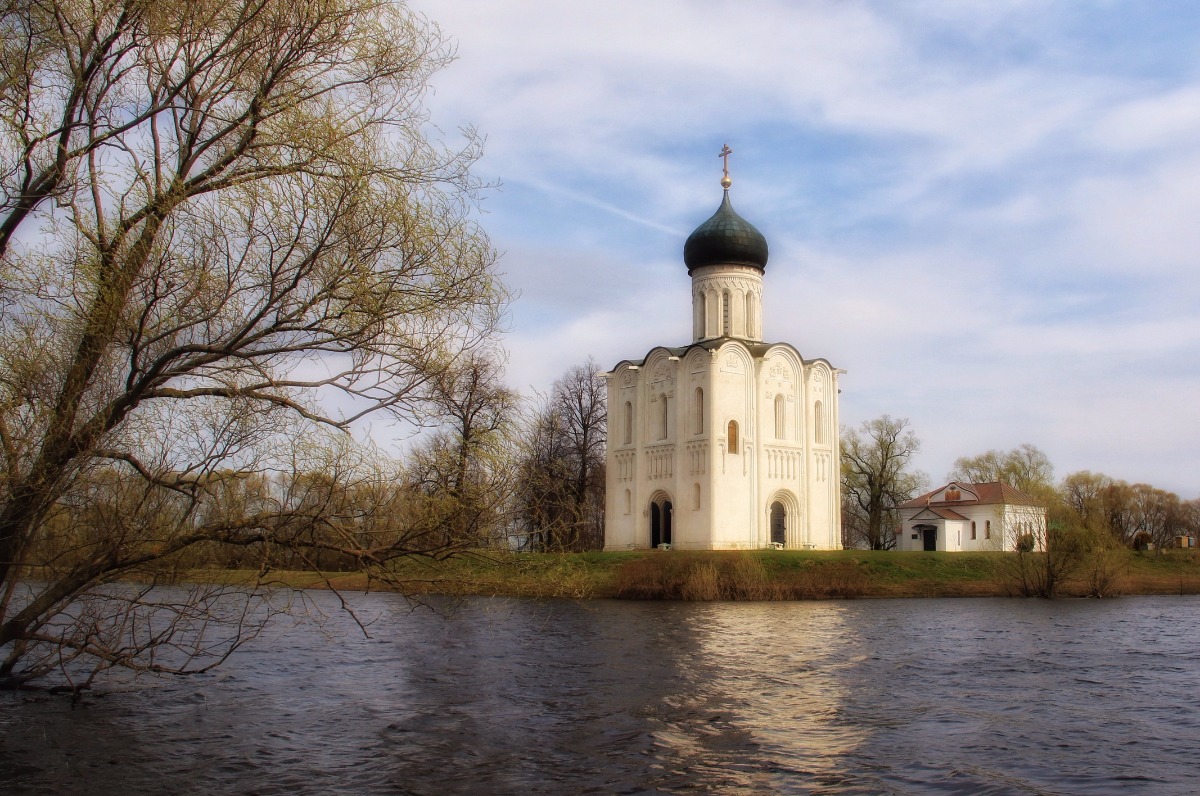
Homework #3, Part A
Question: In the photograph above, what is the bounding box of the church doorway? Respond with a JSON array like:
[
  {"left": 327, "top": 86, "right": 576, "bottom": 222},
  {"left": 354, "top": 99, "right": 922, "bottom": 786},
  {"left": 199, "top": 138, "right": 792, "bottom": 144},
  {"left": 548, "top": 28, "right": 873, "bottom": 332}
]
[
  {"left": 651, "top": 500, "right": 673, "bottom": 548},
  {"left": 770, "top": 502, "right": 786, "bottom": 547},
  {"left": 916, "top": 524, "right": 937, "bottom": 551}
]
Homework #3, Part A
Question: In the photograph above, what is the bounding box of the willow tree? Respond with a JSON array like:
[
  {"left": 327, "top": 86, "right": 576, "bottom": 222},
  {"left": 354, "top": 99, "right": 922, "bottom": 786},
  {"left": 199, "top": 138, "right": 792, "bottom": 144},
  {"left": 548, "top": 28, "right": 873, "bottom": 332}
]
[
  {"left": 0, "top": 0, "right": 504, "bottom": 688},
  {"left": 947, "top": 444, "right": 1055, "bottom": 501}
]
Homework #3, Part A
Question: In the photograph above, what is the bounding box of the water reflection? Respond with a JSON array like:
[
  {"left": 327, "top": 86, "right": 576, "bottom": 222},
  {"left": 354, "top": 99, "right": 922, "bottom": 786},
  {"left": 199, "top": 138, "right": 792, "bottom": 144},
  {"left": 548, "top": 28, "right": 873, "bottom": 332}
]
[
  {"left": 3, "top": 595, "right": 1200, "bottom": 795},
  {"left": 677, "top": 603, "right": 867, "bottom": 790}
]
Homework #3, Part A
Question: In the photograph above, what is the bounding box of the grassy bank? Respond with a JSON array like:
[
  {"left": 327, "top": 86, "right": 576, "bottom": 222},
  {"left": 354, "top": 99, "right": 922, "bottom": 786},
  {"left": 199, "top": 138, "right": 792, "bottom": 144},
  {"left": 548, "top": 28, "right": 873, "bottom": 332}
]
[{"left": 191, "top": 548, "right": 1200, "bottom": 600}]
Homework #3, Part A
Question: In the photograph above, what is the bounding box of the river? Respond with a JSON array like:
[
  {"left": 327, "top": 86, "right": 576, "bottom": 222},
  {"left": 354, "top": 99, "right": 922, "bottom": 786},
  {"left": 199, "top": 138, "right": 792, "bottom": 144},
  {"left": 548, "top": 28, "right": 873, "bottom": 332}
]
[{"left": 2, "top": 593, "right": 1198, "bottom": 795}]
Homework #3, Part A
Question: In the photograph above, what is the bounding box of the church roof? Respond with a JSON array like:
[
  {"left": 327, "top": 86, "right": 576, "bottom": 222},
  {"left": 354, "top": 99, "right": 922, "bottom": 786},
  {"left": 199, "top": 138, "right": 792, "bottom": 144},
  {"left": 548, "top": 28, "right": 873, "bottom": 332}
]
[
  {"left": 900, "top": 481, "right": 1042, "bottom": 509},
  {"left": 683, "top": 190, "right": 768, "bottom": 274},
  {"left": 608, "top": 339, "right": 838, "bottom": 374},
  {"left": 909, "top": 507, "right": 972, "bottom": 522}
]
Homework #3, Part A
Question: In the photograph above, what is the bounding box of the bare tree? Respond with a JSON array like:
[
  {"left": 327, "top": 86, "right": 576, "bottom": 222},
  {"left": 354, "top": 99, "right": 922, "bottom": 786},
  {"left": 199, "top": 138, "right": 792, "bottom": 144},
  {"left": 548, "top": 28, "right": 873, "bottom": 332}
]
[
  {"left": 840, "top": 415, "right": 928, "bottom": 550},
  {"left": 0, "top": 0, "right": 505, "bottom": 688},
  {"left": 1127, "top": 483, "right": 1188, "bottom": 552},
  {"left": 515, "top": 359, "right": 606, "bottom": 552},
  {"left": 1058, "top": 471, "right": 1192, "bottom": 552},
  {"left": 404, "top": 349, "right": 519, "bottom": 548},
  {"left": 948, "top": 443, "right": 1054, "bottom": 499}
]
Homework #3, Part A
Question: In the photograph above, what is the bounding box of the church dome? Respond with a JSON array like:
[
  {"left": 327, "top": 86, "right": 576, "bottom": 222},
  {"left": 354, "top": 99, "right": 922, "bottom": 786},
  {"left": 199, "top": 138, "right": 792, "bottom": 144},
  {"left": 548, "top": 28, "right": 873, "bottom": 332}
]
[{"left": 683, "top": 190, "right": 769, "bottom": 274}]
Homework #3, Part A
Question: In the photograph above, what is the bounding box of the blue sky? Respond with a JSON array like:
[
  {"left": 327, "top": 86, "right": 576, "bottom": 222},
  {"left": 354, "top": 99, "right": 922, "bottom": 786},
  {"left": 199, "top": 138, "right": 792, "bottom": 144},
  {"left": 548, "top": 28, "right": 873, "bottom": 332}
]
[{"left": 409, "top": 0, "right": 1200, "bottom": 498}]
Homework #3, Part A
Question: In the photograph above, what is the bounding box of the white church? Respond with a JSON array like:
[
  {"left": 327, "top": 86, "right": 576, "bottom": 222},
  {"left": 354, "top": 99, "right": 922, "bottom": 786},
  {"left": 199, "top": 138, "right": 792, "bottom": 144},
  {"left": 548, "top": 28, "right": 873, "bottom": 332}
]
[{"left": 603, "top": 150, "right": 843, "bottom": 551}]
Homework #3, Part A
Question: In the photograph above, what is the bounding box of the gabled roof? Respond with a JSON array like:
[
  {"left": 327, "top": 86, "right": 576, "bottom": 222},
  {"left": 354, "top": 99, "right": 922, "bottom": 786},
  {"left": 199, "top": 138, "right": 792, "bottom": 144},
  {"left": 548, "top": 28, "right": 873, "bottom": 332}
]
[
  {"left": 899, "top": 481, "right": 1042, "bottom": 510},
  {"left": 908, "top": 507, "right": 971, "bottom": 521}
]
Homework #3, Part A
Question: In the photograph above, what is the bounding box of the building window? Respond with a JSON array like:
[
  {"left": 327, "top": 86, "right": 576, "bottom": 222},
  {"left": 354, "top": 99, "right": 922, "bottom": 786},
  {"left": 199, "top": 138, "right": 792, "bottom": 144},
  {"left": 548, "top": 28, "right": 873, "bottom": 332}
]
[
  {"left": 658, "top": 394, "right": 668, "bottom": 440},
  {"left": 624, "top": 489, "right": 631, "bottom": 515},
  {"left": 623, "top": 401, "right": 632, "bottom": 446},
  {"left": 971, "top": 521, "right": 977, "bottom": 540},
  {"left": 692, "top": 483, "right": 701, "bottom": 509},
  {"left": 814, "top": 400, "right": 826, "bottom": 444},
  {"left": 774, "top": 394, "right": 785, "bottom": 439},
  {"left": 985, "top": 520, "right": 991, "bottom": 539},
  {"left": 722, "top": 290, "right": 731, "bottom": 336},
  {"left": 745, "top": 292, "right": 754, "bottom": 338},
  {"left": 694, "top": 387, "right": 704, "bottom": 435},
  {"left": 727, "top": 420, "right": 739, "bottom": 453}
]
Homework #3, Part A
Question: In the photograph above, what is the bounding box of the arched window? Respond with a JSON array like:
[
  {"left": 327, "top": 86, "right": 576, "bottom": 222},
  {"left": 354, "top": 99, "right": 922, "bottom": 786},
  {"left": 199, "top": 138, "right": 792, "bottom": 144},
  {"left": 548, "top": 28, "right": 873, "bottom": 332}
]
[
  {"left": 727, "top": 420, "right": 739, "bottom": 454},
  {"left": 722, "top": 290, "right": 731, "bottom": 336},
  {"left": 694, "top": 387, "right": 704, "bottom": 435},
  {"left": 697, "top": 294, "right": 706, "bottom": 339},
  {"left": 745, "top": 292, "right": 754, "bottom": 338},
  {"left": 623, "top": 401, "right": 633, "bottom": 446},
  {"left": 623, "top": 489, "right": 631, "bottom": 515},
  {"left": 971, "top": 521, "right": 977, "bottom": 540},
  {"left": 985, "top": 520, "right": 992, "bottom": 539},
  {"left": 658, "top": 393, "right": 668, "bottom": 440},
  {"left": 814, "top": 400, "right": 826, "bottom": 444},
  {"left": 692, "top": 483, "right": 701, "bottom": 510},
  {"left": 774, "top": 394, "right": 785, "bottom": 439}
]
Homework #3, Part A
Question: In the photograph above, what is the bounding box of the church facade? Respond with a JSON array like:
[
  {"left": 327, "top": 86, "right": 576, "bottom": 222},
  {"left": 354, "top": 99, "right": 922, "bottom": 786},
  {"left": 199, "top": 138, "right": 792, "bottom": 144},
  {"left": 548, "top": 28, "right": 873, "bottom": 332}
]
[
  {"left": 603, "top": 156, "right": 842, "bottom": 551},
  {"left": 895, "top": 481, "right": 1047, "bottom": 553}
]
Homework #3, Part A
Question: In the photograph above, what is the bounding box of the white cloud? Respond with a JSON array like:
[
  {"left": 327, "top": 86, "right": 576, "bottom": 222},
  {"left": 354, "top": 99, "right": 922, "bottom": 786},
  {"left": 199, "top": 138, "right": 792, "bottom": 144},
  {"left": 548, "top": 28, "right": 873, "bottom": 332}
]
[{"left": 408, "top": 0, "right": 1200, "bottom": 497}]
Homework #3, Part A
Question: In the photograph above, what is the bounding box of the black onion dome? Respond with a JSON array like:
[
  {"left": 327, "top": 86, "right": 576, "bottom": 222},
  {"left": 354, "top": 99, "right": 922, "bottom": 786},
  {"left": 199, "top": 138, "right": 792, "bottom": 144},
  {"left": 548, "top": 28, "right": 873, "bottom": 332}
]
[{"left": 683, "top": 190, "right": 769, "bottom": 274}]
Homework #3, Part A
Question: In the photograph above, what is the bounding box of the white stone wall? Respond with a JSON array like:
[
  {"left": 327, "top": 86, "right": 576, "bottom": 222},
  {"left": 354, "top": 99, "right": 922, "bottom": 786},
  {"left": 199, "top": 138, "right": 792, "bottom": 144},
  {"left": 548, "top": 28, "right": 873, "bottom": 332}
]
[
  {"left": 896, "top": 503, "right": 1047, "bottom": 552},
  {"left": 691, "top": 265, "right": 764, "bottom": 342},
  {"left": 603, "top": 340, "right": 842, "bottom": 552}
]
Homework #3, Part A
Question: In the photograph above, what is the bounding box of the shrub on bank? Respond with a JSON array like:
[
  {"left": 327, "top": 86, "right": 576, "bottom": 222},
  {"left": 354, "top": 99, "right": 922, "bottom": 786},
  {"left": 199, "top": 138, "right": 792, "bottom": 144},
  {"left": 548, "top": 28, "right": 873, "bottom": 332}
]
[{"left": 612, "top": 552, "right": 871, "bottom": 600}]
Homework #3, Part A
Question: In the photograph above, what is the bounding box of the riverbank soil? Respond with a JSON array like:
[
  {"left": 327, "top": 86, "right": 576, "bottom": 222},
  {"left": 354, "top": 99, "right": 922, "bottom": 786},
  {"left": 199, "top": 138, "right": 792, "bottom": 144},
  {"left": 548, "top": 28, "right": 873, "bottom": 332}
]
[{"left": 188, "top": 549, "right": 1200, "bottom": 600}]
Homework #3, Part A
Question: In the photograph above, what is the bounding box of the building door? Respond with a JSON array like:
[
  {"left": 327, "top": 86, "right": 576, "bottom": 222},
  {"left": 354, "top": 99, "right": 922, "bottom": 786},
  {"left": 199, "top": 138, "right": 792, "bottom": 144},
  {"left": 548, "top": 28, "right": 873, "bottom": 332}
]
[
  {"left": 770, "top": 502, "right": 786, "bottom": 546},
  {"left": 921, "top": 525, "right": 937, "bottom": 551},
  {"left": 651, "top": 500, "right": 673, "bottom": 547}
]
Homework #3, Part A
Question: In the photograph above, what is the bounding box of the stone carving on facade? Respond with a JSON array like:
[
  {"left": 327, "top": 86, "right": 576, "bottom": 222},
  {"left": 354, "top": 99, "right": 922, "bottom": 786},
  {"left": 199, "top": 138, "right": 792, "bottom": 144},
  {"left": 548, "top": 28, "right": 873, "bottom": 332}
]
[{"left": 645, "top": 443, "right": 675, "bottom": 480}]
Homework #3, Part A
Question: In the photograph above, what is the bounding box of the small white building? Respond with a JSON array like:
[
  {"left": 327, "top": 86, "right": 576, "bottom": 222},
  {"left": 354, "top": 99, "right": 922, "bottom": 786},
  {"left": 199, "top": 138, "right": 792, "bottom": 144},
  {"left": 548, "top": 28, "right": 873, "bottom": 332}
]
[
  {"left": 602, "top": 156, "right": 842, "bottom": 551},
  {"left": 896, "top": 481, "right": 1047, "bottom": 552}
]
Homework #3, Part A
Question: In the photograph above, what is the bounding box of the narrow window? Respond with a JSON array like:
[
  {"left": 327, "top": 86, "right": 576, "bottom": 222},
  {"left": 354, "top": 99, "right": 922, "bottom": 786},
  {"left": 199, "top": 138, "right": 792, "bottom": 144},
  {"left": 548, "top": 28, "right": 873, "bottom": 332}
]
[
  {"left": 623, "top": 401, "right": 632, "bottom": 446},
  {"left": 692, "top": 483, "right": 701, "bottom": 510},
  {"left": 658, "top": 393, "right": 668, "bottom": 440},
  {"left": 698, "top": 294, "right": 706, "bottom": 339},
  {"left": 814, "top": 400, "right": 826, "bottom": 444},
  {"left": 745, "top": 292, "right": 754, "bottom": 337},
  {"left": 722, "top": 290, "right": 731, "bottom": 336},
  {"left": 971, "top": 521, "right": 977, "bottom": 540},
  {"left": 694, "top": 387, "right": 704, "bottom": 435},
  {"left": 624, "top": 489, "right": 631, "bottom": 514},
  {"left": 985, "top": 520, "right": 991, "bottom": 539},
  {"left": 774, "top": 394, "right": 785, "bottom": 439},
  {"left": 727, "top": 420, "right": 739, "bottom": 453}
]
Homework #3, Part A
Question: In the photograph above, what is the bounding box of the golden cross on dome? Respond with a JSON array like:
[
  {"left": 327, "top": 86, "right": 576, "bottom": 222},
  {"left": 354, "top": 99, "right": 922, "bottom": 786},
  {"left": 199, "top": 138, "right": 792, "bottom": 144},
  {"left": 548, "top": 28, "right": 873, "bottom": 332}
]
[{"left": 718, "top": 144, "right": 733, "bottom": 188}]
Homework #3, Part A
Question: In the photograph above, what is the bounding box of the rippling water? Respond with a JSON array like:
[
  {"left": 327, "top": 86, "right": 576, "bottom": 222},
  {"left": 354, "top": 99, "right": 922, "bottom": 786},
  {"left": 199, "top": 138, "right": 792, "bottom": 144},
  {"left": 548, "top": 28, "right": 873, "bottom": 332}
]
[{"left": 3, "top": 594, "right": 1199, "bottom": 794}]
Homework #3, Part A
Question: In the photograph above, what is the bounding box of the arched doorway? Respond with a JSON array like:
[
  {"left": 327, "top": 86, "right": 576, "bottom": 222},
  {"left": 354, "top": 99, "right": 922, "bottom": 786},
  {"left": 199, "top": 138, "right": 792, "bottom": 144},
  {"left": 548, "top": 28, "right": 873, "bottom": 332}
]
[
  {"left": 651, "top": 499, "right": 673, "bottom": 548},
  {"left": 770, "top": 501, "right": 786, "bottom": 547}
]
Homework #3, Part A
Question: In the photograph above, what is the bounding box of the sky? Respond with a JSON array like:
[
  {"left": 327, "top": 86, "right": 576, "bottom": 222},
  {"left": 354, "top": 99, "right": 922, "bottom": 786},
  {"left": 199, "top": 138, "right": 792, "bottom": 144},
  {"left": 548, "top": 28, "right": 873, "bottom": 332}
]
[{"left": 408, "top": 0, "right": 1200, "bottom": 499}]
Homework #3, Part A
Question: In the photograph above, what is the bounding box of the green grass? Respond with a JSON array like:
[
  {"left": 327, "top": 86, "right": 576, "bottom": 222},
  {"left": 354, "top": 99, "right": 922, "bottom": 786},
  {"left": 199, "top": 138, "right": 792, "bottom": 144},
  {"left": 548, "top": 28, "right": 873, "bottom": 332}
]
[{"left": 185, "top": 548, "right": 1200, "bottom": 600}]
